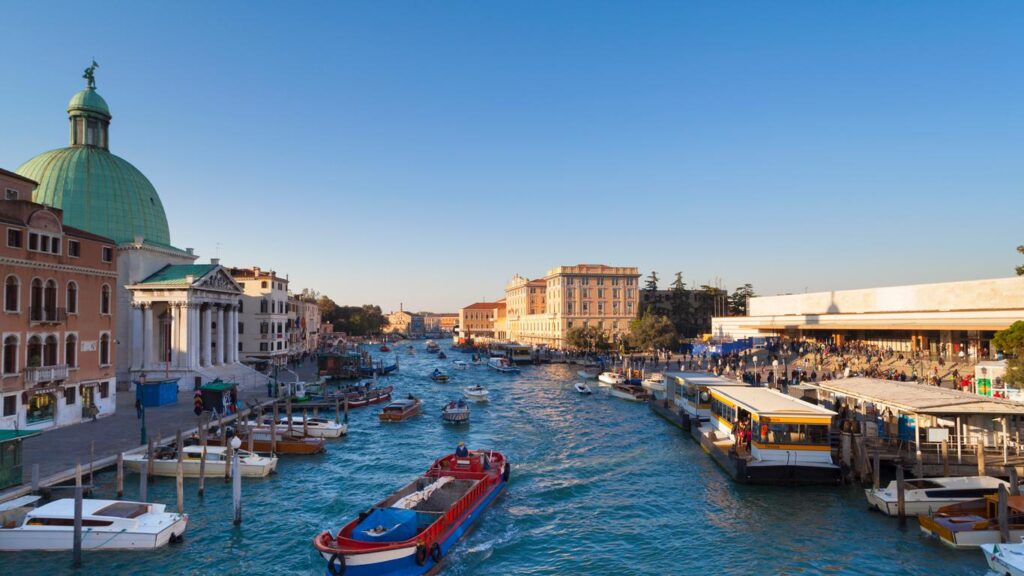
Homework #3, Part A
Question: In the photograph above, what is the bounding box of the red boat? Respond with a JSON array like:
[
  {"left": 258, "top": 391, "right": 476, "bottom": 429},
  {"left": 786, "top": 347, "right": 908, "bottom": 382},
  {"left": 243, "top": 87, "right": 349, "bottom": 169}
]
[
  {"left": 314, "top": 450, "right": 509, "bottom": 575},
  {"left": 380, "top": 344, "right": 391, "bottom": 352}
]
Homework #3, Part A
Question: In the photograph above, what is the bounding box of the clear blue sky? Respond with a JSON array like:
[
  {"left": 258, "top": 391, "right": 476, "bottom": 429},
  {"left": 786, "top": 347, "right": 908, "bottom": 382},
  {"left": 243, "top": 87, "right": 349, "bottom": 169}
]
[{"left": 3, "top": 1, "right": 1022, "bottom": 311}]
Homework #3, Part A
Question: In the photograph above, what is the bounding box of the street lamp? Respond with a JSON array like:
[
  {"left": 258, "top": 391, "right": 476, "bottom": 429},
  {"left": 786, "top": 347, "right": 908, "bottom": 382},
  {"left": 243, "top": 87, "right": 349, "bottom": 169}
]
[
  {"left": 753, "top": 355, "right": 759, "bottom": 386},
  {"left": 772, "top": 359, "right": 779, "bottom": 389}
]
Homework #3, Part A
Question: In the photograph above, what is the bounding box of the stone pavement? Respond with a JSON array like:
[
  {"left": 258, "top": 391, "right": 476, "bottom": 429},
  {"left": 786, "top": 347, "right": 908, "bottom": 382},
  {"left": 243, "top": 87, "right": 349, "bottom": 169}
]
[{"left": 3, "top": 359, "right": 320, "bottom": 499}]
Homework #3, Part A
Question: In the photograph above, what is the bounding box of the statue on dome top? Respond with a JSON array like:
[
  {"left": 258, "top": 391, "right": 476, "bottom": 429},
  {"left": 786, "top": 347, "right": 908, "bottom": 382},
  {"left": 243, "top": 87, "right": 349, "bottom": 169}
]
[{"left": 83, "top": 60, "right": 99, "bottom": 90}]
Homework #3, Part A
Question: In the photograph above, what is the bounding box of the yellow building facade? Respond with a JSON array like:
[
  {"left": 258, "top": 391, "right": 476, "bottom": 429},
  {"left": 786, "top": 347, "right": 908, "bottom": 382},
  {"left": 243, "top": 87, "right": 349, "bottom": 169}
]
[
  {"left": 506, "top": 264, "right": 640, "bottom": 348},
  {"left": 457, "top": 301, "right": 506, "bottom": 343}
]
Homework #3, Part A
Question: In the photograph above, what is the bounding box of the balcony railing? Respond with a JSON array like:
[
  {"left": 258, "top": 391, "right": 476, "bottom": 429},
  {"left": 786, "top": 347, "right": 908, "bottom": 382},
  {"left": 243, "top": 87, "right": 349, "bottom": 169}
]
[
  {"left": 24, "top": 364, "right": 70, "bottom": 384},
  {"left": 29, "top": 307, "right": 67, "bottom": 324}
]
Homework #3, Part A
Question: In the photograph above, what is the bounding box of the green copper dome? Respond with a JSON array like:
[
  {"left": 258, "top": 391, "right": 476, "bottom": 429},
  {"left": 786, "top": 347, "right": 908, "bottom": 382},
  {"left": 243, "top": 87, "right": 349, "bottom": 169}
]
[
  {"left": 17, "top": 147, "right": 171, "bottom": 245},
  {"left": 16, "top": 70, "right": 172, "bottom": 246},
  {"left": 67, "top": 88, "right": 110, "bottom": 118}
]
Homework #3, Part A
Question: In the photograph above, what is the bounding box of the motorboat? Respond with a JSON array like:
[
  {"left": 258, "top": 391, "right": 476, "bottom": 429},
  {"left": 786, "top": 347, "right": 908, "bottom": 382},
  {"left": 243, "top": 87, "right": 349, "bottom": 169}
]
[
  {"left": 380, "top": 397, "right": 422, "bottom": 422},
  {"left": 487, "top": 357, "right": 520, "bottom": 374},
  {"left": 314, "top": 450, "right": 509, "bottom": 575},
  {"left": 597, "top": 372, "right": 625, "bottom": 386},
  {"left": 438, "top": 352, "right": 448, "bottom": 360},
  {"left": 380, "top": 345, "right": 390, "bottom": 352},
  {"left": 865, "top": 476, "right": 1009, "bottom": 516},
  {"left": 441, "top": 400, "right": 470, "bottom": 424},
  {"left": 463, "top": 385, "right": 490, "bottom": 402},
  {"left": 609, "top": 384, "right": 650, "bottom": 402},
  {"left": 919, "top": 494, "right": 1024, "bottom": 548},
  {"left": 641, "top": 373, "right": 666, "bottom": 393},
  {"left": 453, "top": 360, "right": 469, "bottom": 370},
  {"left": 206, "top": 426, "right": 327, "bottom": 455},
  {"left": 574, "top": 382, "right": 593, "bottom": 395},
  {"left": 0, "top": 498, "right": 188, "bottom": 551},
  {"left": 576, "top": 369, "right": 598, "bottom": 380},
  {"left": 431, "top": 369, "right": 450, "bottom": 383},
  {"left": 122, "top": 445, "right": 277, "bottom": 478},
  {"left": 471, "top": 353, "right": 482, "bottom": 364},
  {"left": 981, "top": 540, "right": 1024, "bottom": 576},
  {"left": 425, "top": 340, "right": 440, "bottom": 354},
  {"left": 267, "top": 415, "right": 348, "bottom": 438}
]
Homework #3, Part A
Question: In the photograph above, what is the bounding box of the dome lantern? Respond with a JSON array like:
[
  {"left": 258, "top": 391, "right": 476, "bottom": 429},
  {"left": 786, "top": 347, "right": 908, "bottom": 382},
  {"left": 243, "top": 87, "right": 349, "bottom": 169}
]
[{"left": 67, "top": 61, "right": 111, "bottom": 149}]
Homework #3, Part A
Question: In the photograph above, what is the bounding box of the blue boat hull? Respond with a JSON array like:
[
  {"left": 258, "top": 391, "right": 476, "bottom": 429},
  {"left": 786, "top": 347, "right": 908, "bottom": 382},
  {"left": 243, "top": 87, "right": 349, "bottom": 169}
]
[{"left": 324, "top": 476, "right": 507, "bottom": 576}]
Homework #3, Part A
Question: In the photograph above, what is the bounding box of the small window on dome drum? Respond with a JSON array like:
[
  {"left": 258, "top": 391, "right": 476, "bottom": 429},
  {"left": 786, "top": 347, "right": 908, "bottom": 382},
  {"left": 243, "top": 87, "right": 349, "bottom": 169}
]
[{"left": 4, "top": 188, "right": 17, "bottom": 200}]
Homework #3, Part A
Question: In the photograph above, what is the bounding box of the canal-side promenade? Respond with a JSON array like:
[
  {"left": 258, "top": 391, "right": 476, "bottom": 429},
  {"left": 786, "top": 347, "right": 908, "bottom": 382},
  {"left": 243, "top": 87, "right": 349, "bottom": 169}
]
[{"left": 0, "top": 366, "right": 308, "bottom": 503}]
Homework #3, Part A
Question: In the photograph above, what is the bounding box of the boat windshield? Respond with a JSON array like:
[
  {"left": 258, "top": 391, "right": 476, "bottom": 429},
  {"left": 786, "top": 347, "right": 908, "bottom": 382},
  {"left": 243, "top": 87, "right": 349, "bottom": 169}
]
[{"left": 94, "top": 502, "right": 149, "bottom": 518}]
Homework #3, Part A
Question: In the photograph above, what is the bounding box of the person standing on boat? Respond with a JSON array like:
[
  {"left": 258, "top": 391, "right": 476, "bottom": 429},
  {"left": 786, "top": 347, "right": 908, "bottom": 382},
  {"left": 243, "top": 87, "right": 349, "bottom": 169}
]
[{"left": 455, "top": 441, "right": 469, "bottom": 457}]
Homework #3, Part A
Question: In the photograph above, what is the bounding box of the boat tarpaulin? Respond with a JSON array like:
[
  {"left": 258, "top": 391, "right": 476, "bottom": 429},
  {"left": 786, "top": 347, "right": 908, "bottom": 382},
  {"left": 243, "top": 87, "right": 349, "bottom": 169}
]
[{"left": 351, "top": 508, "right": 421, "bottom": 543}]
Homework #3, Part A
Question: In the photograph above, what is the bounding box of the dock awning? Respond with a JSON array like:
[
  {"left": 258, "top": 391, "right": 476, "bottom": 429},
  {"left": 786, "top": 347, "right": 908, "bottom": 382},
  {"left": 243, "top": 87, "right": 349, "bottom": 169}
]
[
  {"left": 0, "top": 430, "right": 40, "bottom": 443},
  {"left": 813, "top": 377, "right": 1024, "bottom": 416}
]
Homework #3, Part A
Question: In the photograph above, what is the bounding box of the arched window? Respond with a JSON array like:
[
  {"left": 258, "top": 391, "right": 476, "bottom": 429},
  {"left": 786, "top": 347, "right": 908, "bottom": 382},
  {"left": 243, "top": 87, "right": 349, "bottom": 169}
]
[
  {"left": 2, "top": 335, "right": 17, "bottom": 374},
  {"left": 30, "top": 278, "right": 43, "bottom": 321},
  {"left": 43, "top": 335, "right": 58, "bottom": 366},
  {"left": 65, "top": 334, "right": 77, "bottom": 367},
  {"left": 99, "top": 333, "right": 110, "bottom": 366},
  {"left": 66, "top": 281, "right": 78, "bottom": 314},
  {"left": 44, "top": 279, "right": 57, "bottom": 320},
  {"left": 100, "top": 285, "right": 111, "bottom": 315},
  {"left": 27, "top": 335, "right": 42, "bottom": 368},
  {"left": 238, "top": 299, "right": 243, "bottom": 313},
  {"left": 4, "top": 275, "right": 18, "bottom": 312}
]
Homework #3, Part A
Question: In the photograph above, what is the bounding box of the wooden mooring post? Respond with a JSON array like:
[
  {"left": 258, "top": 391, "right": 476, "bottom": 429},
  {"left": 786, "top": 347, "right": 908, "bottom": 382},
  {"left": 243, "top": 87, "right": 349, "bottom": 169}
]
[
  {"left": 303, "top": 409, "right": 309, "bottom": 438},
  {"left": 287, "top": 396, "right": 294, "bottom": 435},
  {"left": 895, "top": 459, "right": 907, "bottom": 528},
  {"left": 89, "top": 441, "right": 95, "bottom": 490},
  {"left": 1010, "top": 467, "right": 1021, "bottom": 497},
  {"left": 941, "top": 440, "right": 949, "bottom": 478},
  {"left": 999, "top": 484, "right": 1010, "bottom": 543},
  {"left": 146, "top": 437, "right": 155, "bottom": 481},
  {"left": 176, "top": 430, "right": 184, "bottom": 514},
  {"left": 978, "top": 442, "right": 987, "bottom": 477},
  {"left": 224, "top": 439, "right": 233, "bottom": 483},
  {"left": 116, "top": 453, "right": 124, "bottom": 497},
  {"left": 335, "top": 398, "right": 341, "bottom": 424},
  {"left": 198, "top": 421, "right": 208, "bottom": 498},
  {"left": 72, "top": 463, "right": 83, "bottom": 568},
  {"left": 31, "top": 463, "right": 39, "bottom": 494},
  {"left": 872, "top": 452, "right": 881, "bottom": 491}
]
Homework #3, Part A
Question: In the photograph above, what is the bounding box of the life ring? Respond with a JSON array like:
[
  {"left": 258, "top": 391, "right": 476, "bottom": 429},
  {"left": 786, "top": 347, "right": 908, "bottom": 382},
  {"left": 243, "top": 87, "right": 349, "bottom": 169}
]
[
  {"left": 502, "top": 461, "right": 511, "bottom": 482},
  {"left": 430, "top": 542, "right": 442, "bottom": 563},
  {"left": 326, "top": 553, "right": 346, "bottom": 576},
  {"left": 415, "top": 543, "right": 428, "bottom": 566}
]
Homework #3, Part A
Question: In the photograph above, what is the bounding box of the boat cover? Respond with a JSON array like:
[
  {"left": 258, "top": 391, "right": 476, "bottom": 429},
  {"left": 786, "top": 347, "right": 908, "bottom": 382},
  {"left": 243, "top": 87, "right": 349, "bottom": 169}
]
[{"left": 352, "top": 508, "right": 420, "bottom": 542}]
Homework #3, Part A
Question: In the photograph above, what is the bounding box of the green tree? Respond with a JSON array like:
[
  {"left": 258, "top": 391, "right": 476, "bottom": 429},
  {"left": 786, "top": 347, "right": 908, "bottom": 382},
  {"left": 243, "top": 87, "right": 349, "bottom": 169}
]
[
  {"left": 564, "top": 325, "right": 609, "bottom": 352},
  {"left": 1017, "top": 245, "right": 1024, "bottom": 276},
  {"left": 644, "top": 270, "right": 660, "bottom": 292},
  {"left": 993, "top": 321, "right": 1024, "bottom": 388},
  {"left": 628, "top": 312, "right": 678, "bottom": 351},
  {"left": 729, "top": 284, "right": 756, "bottom": 316}
]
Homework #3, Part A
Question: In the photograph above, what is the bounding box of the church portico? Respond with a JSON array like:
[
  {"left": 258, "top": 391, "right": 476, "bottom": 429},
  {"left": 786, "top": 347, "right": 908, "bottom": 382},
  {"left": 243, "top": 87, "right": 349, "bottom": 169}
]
[{"left": 126, "top": 264, "right": 245, "bottom": 383}]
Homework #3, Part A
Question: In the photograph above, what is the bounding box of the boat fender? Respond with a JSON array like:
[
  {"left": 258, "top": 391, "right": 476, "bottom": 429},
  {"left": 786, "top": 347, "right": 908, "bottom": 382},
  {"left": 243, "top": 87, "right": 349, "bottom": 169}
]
[
  {"left": 326, "top": 553, "right": 346, "bottom": 576},
  {"left": 430, "top": 542, "right": 442, "bottom": 563},
  {"left": 415, "top": 543, "right": 428, "bottom": 566},
  {"left": 502, "top": 461, "right": 511, "bottom": 482}
]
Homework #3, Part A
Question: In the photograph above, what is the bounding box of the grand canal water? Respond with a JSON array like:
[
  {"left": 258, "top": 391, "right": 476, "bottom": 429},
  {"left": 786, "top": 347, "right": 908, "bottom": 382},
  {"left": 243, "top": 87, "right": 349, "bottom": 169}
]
[{"left": 8, "top": 344, "right": 989, "bottom": 575}]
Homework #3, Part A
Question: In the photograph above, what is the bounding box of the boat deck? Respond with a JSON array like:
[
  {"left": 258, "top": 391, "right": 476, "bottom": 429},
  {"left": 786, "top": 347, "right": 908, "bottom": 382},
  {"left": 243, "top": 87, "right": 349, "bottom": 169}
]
[{"left": 413, "top": 479, "right": 477, "bottom": 513}]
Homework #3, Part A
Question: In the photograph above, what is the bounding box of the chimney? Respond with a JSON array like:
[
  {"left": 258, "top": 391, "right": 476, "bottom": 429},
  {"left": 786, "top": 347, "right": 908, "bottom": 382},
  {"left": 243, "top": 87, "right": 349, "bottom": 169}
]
[
  {"left": 211, "top": 258, "right": 220, "bottom": 266},
  {"left": 185, "top": 247, "right": 194, "bottom": 255}
]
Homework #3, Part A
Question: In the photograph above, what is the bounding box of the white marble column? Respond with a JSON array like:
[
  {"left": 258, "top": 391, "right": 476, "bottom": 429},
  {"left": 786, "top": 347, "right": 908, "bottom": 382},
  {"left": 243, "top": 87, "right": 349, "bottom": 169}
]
[
  {"left": 234, "top": 307, "right": 241, "bottom": 363},
  {"left": 170, "top": 304, "right": 181, "bottom": 367},
  {"left": 227, "top": 306, "right": 237, "bottom": 364},
  {"left": 130, "top": 303, "right": 143, "bottom": 371},
  {"left": 216, "top": 305, "right": 226, "bottom": 365},
  {"left": 142, "top": 303, "right": 154, "bottom": 370},
  {"left": 189, "top": 304, "right": 200, "bottom": 370},
  {"left": 201, "top": 305, "right": 212, "bottom": 367}
]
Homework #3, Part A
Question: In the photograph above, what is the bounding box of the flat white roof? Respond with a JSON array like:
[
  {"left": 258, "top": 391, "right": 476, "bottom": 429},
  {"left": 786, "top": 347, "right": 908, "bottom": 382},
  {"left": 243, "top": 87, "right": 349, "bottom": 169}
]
[
  {"left": 710, "top": 386, "right": 836, "bottom": 419},
  {"left": 664, "top": 372, "right": 746, "bottom": 387},
  {"left": 814, "top": 377, "right": 1024, "bottom": 416}
]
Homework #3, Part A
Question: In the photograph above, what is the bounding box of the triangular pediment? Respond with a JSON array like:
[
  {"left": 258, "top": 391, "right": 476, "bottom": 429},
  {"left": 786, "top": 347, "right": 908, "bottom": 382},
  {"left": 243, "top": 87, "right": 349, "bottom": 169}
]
[{"left": 195, "top": 267, "right": 243, "bottom": 294}]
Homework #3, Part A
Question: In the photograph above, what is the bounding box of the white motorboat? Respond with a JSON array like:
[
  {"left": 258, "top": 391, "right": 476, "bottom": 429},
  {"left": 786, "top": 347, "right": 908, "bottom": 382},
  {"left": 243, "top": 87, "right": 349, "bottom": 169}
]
[
  {"left": 266, "top": 415, "right": 347, "bottom": 438},
  {"left": 463, "top": 385, "right": 490, "bottom": 402},
  {"left": 609, "top": 384, "right": 650, "bottom": 402},
  {"left": 0, "top": 498, "right": 188, "bottom": 551},
  {"left": 597, "top": 372, "right": 625, "bottom": 386},
  {"left": 981, "top": 540, "right": 1024, "bottom": 576},
  {"left": 123, "top": 445, "right": 277, "bottom": 478},
  {"left": 577, "top": 369, "right": 598, "bottom": 380},
  {"left": 453, "top": 360, "right": 469, "bottom": 370},
  {"left": 574, "top": 382, "right": 593, "bottom": 395},
  {"left": 865, "top": 475, "right": 1009, "bottom": 516},
  {"left": 441, "top": 400, "right": 470, "bottom": 424},
  {"left": 641, "top": 373, "right": 666, "bottom": 393},
  {"left": 487, "top": 357, "right": 520, "bottom": 373}
]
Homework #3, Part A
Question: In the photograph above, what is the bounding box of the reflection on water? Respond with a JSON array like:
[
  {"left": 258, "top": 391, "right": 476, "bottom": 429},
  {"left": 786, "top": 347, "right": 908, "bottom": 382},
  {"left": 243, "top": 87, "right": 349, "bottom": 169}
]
[{"left": 6, "top": 345, "right": 986, "bottom": 575}]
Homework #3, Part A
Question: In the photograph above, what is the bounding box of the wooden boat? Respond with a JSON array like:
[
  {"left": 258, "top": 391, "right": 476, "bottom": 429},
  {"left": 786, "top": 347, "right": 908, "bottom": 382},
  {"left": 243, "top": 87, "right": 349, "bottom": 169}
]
[
  {"left": 380, "top": 397, "right": 422, "bottom": 422},
  {"left": 463, "top": 385, "right": 489, "bottom": 402},
  {"left": 425, "top": 340, "right": 440, "bottom": 354},
  {"left": 641, "top": 373, "right": 666, "bottom": 393},
  {"left": 609, "top": 384, "right": 650, "bottom": 402},
  {"left": 123, "top": 445, "right": 277, "bottom": 478},
  {"left": 206, "top": 427, "right": 327, "bottom": 455},
  {"left": 981, "top": 541, "right": 1024, "bottom": 575},
  {"left": 919, "top": 494, "right": 1024, "bottom": 548},
  {"left": 574, "top": 382, "right": 593, "bottom": 395},
  {"left": 313, "top": 450, "right": 509, "bottom": 575},
  {"left": 263, "top": 415, "right": 347, "bottom": 438},
  {"left": 453, "top": 360, "right": 468, "bottom": 370},
  {"left": 597, "top": 372, "right": 625, "bottom": 386},
  {"left": 0, "top": 498, "right": 188, "bottom": 551},
  {"left": 487, "top": 357, "right": 520, "bottom": 374},
  {"left": 431, "top": 369, "right": 450, "bottom": 383},
  {"left": 441, "top": 400, "right": 470, "bottom": 424},
  {"left": 865, "top": 476, "right": 1008, "bottom": 516}
]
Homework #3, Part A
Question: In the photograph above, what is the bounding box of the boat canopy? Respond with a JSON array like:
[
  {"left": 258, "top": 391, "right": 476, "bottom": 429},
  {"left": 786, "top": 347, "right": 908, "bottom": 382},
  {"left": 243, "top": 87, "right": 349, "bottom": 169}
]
[
  {"left": 351, "top": 508, "right": 424, "bottom": 543},
  {"left": 709, "top": 386, "right": 836, "bottom": 424}
]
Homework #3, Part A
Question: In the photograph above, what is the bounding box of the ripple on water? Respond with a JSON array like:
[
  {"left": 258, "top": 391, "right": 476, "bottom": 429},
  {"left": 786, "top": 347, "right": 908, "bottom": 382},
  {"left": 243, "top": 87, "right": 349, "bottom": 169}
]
[{"left": 4, "top": 349, "right": 990, "bottom": 575}]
